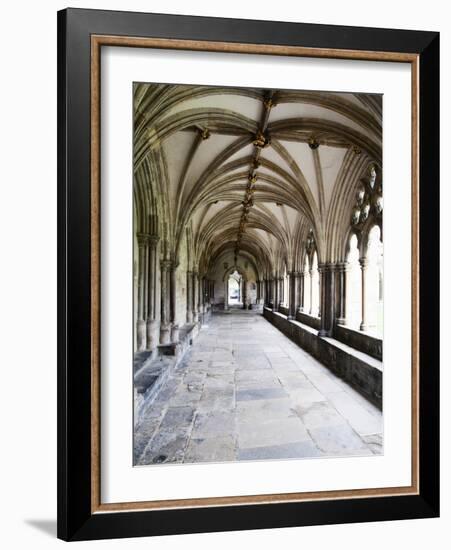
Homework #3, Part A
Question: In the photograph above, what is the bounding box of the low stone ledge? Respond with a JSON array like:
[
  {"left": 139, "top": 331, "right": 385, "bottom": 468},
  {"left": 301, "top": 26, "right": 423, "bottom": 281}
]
[
  {"left": 134, "top": 321, "right": 201, "bottom": 426},
  {"left": 264, "top": 307, "right": 382, "bottom": 409},
  {"left": 334, "top": 324, "right": 382, "bottom": 361},
  {"left": 296, "top": 310, "right": 321, "bottom": 330}
]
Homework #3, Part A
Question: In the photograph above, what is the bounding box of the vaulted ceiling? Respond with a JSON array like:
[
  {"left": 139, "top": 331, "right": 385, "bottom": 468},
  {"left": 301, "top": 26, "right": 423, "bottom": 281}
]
[{"left": 134, "top": 83, "right": 382, "bottom": 276}]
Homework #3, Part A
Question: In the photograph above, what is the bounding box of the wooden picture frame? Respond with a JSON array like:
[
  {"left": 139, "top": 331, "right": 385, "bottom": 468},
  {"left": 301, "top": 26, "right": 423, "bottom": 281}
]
[{"left": 57, "top": 7, "right": 439, "bottom": 541}]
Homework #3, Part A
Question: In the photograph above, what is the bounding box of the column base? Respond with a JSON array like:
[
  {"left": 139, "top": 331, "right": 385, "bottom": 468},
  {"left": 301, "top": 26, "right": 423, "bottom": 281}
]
[
  {"left": 171, "top": 324, "right": 180, "bottom": 343},
  {"left": 160, "top": 323, "right": 171, "bottom": 345},
  {"left": 136, "top": 319, "right": 146, "bottom": 351},
  {"left": 336, "top": 317, "right": 347, "bottom": 326},
  {"left": 145, "top": 319, "right": 159, "bottom": 351},
  {"left": 360, "top": 323, "right": 369, "bottom": 332}
]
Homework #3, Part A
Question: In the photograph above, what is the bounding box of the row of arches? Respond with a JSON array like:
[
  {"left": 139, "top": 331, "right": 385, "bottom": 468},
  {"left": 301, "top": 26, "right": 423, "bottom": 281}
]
[
  {"left": 274, "top": 223, "right": 383, "bottom": 338},
  {"left": 132, "top": 83, "right": 383, "bottom": 353}
]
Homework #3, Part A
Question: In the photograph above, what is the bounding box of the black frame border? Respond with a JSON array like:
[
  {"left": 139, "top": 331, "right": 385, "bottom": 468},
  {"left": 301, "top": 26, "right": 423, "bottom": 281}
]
[{"left": 57, "top": 8, "right": 439, "bottom": 541}]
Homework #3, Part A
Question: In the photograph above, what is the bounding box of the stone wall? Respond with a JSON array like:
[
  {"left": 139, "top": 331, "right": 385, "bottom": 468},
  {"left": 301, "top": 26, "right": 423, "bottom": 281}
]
[
  {"left": 296, "top": 311, "right": 321, "bottom": 330},
  {"left": 264, "top": 308, "right": 382, "bottom": 409},
  {"left": 334, "top": 324, "right": 382, "bottom": 361}
]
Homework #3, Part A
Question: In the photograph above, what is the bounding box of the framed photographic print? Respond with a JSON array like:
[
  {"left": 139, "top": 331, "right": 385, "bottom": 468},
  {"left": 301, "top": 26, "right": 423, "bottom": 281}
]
[{"left": 57, "top": 8, "right": 439, "bottom": 541}]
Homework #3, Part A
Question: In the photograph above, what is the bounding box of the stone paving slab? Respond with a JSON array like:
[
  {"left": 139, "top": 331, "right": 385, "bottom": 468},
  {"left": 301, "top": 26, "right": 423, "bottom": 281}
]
[
  {"left": 139, "top": 430, "right": 190, "bottom": 465},
  {"left": 236, "top": 387, "right": 288, "bottom": 402},
  {"left": 238, "top": 440, "right": 321, "bottom": 461},
  {"left": 191, "top": 410, "right": 236, "bottom": 439},
  {"left": 134, "top": 309, "right": 383, "bottom": 465},
  {"left": 325, "top": 391, "right": 383, "bottom": 436},
  {"left": 237, "top": 417, "right": 311, "bottom": 448},
  {"left": 236, "top": 397, "right": 295, "bottom": 420},
  {"left": 307, "top": 424, "right": 370, "bottom": 456},
  {"left": 185, "top": 436, "right": 237, "bottom": 463},
  {"left": 362, "top": 433, "right": 384, "bottom": 455}
]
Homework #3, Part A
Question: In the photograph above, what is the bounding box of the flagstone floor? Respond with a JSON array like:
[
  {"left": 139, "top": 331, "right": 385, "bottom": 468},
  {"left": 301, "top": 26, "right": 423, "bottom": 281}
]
[{"left": 134, "top": 309, "right": 383, "bottom": 466}]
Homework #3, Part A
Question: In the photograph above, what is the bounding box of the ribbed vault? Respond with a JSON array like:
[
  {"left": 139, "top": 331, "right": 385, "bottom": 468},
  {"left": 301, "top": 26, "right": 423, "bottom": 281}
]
[{"left": 133, "top": 83, "right": 382, "bottom": 282}]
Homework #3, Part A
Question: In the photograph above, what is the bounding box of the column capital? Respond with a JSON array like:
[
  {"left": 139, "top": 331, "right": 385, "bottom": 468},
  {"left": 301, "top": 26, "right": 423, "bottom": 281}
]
[
  {"left": 160, "top": 259, "right": 172, "bottom": 270},
  {"left": 336, "top": 261, "right": 350, "bottom": 272},
  {"left": 148, "top": 234, "right": 160, "bottom": 248},
  {"left": 318, "top": 262, "right": 336, "bottom": 273},
  {"left": 136, "top": 233, "right": 150, "bottom": 247},
  {"left": 359, "top": 257, "right": 369, "bottom": 268}
]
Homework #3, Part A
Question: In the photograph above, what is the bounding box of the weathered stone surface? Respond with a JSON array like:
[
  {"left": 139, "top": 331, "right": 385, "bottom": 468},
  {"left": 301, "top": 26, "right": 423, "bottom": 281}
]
[
  {"left": 185, "top": 436, "right": 237, "bottom": 463},
  {"left": 192, "top": 410, "right": 236, "bottom": 439},
  {"left": 263, "top": 308, "right": 383, "bottom": 408},
  {"left": 308, "top": 424, "right": 369, "bottom": 456},
  {"left": 362, "top": 433, "right": 384, "bottom": 455},
  {"left": 236, "top": 387, "right": 288, "bottom": 402},
  {"left": 139, "top": 430, "right": 190, "bottom": 465},
  {"left": 133, "top": 417, "right": 161, "bottom": 465},
  {"left": 292, "top": 401, "right": 346, "bottom": 430},
  {"left": 158, "top": 406, "right": 195, "bottom": 432},
  {"left": 237, "top": 417, "right": 310, "bottom": 449},
  {"left": 238, "top": 441, "right": 321, "bottom": 461},
  {"left": 325, "top": 391, "right": 382, "bottom": 436},
  {"left": 134, "top": 309, "right": 382, "bottom": 465}
]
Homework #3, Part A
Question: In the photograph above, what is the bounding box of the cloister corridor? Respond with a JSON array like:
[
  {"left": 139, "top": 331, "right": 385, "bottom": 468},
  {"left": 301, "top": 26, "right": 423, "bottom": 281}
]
[{"left": 134, "top": 309, "right": 382, "bottom": 466}]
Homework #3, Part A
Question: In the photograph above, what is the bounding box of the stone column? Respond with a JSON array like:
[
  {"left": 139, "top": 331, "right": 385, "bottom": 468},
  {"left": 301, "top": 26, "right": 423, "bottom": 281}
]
[
  {"left": 136, "top": 234, "right": 149, "bottom": 351},
  {"left": 278, "top": 277, "right": 284, "bottom": 308},
  {"left": 318, "top": 263, "right": 336, "bottom": 337},
  {"left": 336, "top": 262, "right": 349, "bottom": 325},
  {"left": 298, "top": 270, "right": 305, "bottom": 312},
  {"left": 146, "top": 235, "right": 159, "bottom": 350},
  {"left": 287, "top": 272, "right": 296, "bottom": 319},
  {"left": 260, "top": 279, "right": 266, "bottom": 304},
  {"left": 242, "top": 279, "right": 247, "bottom": 309},
  {"left": 293, "top": 271, "right": 300, "bottom": 316},
  {"left": 198, "top": 275, "right": 204, "bottom": 322},
  {"left": 193, "top": 271, "right": 199, "bottom": 321},
  {"left": 309, "top": 268, "right": 314, "bottom": 315},
  {"left": 272, "top": 277, "right": 278, "bottom": 312},
  {"left": 159, "top": 259, "right": 171, "bottom": 344},
  {"left": 186, "top": 271, "right": 193, "bottom": 323},
  {"left": 169, "top": 263, "right": 179, "bottom": 343},
  {"left": 360, "top": 257, "right": 369, "bottom": 331},
  {"left": 224, "top": 278, "right": 229, "bottom": 310}
]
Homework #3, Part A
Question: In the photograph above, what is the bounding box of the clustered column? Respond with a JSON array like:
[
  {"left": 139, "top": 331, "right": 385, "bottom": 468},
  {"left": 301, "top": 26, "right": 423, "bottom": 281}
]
[
  {"left": 159, "top": 259, "right": 172, "bottom": 345},
  {"left": 136, "top": 233, "right": 148, "bottom": 351},
  {"left": 359, "top": 257, "right": 369, "bottom": 331},
  {"left": 272, "top": 276, "right": 278, "bottom": 312},
  {"left": 287, "top": 271, "right": 296, "bottom": 319},
  {"left": 278, "top": 277, "right": 284, "bottom": 308},
  {"left": 146, "top": 235, "right": 159, "bottom": 350},
  {"left": 169, "top": 263, "right": 179, "bottom": 343},
  {"left": 242, "top": 279, "right": 247, "bottom": 309},
  {"left": 318, "top": 263, "right": 336, "bottom": 337},
  {"left": 336, "top": 262, "right": 349, "bottom": 325},
  {"left": 186, "top": 271, "right": 193, "bottom": 323},
  {"left": 193, "top": 271, "right": 199, "bottom": 321}
]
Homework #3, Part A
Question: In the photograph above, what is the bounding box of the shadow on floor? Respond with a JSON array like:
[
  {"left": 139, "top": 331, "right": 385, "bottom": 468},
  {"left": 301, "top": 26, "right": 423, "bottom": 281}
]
[{"left": 25, "top": 519, "right": 57, "bottom": 538}]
